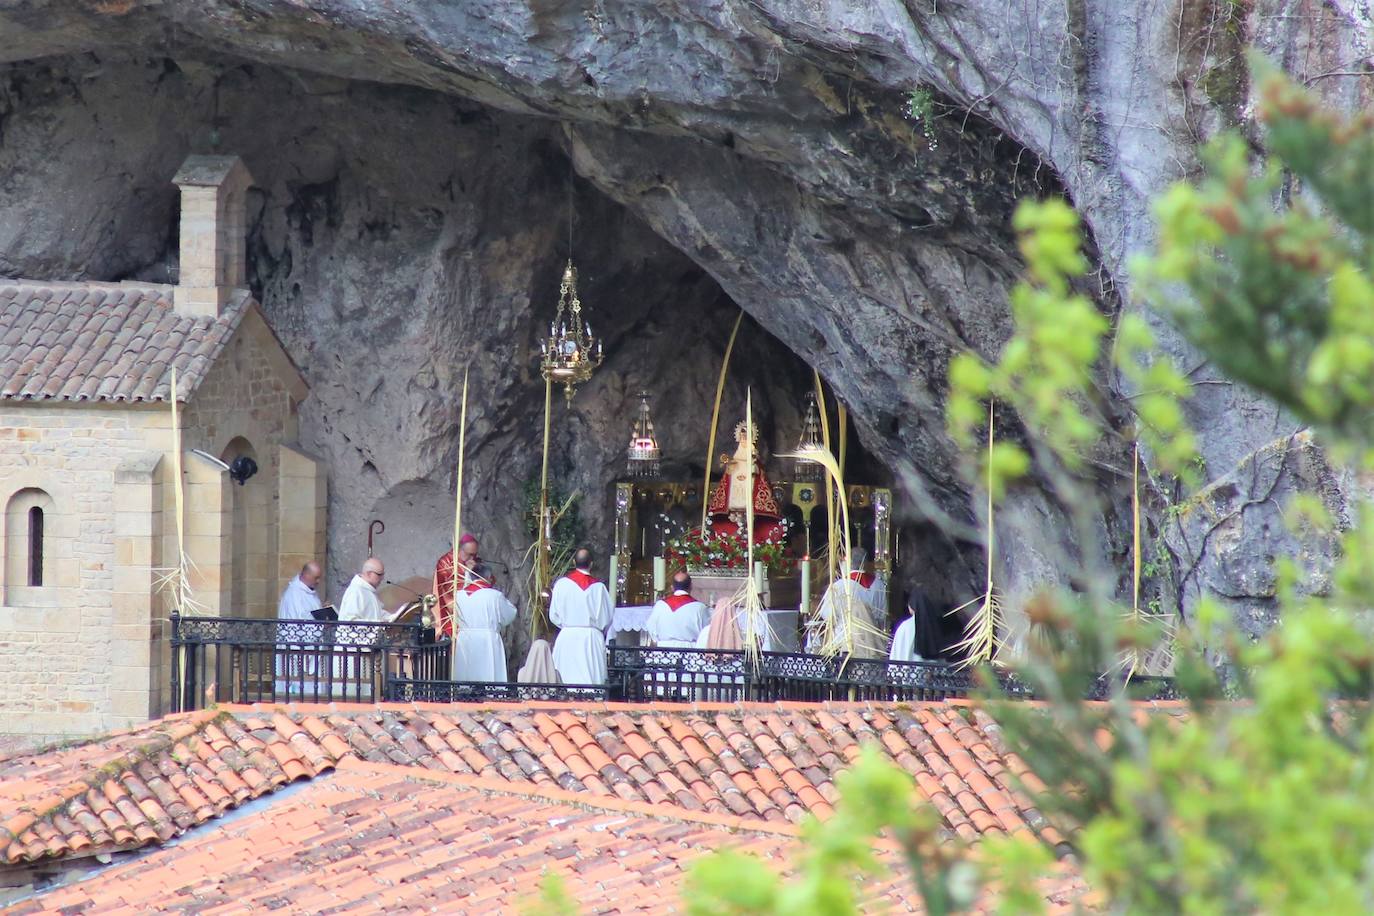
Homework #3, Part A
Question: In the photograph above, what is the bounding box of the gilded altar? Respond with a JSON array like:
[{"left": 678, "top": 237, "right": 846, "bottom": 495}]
[{"left": 608, "top": 479, "right": 893, "bottom": 612}]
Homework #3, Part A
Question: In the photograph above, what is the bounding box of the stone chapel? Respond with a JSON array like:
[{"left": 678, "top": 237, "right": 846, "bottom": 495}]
[{"left": 0, "top": 155, "right": 327, "bottom": 740}]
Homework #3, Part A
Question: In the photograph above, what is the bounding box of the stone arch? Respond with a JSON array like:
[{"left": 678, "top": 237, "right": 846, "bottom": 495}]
[
  {"left": 221, "top": 436, "right": 270, "bottom": 617},
  {"left": 5, "top": 487, "right": 56, "bottom": 604}
]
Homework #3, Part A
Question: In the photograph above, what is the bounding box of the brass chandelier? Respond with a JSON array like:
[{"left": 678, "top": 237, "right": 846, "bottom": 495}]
[{"left": 539, "top": 260, "right": 603, "bottom": 405}]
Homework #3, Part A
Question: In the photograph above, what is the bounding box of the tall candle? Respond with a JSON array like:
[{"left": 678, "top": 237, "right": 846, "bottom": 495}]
[
  {"left": 800, "top": 559, "right": 811, "bottom": 615},
  {"left": 653, "top": 556, "right": 667, "bottom": 594},
  {"left": 754, "top": 561, "right": 765, "bottom": 595},
  {"left": 608, "top": 555, "right": 619, "bottom": 606}
]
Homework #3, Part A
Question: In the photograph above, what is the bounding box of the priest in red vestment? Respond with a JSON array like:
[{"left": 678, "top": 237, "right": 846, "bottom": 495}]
[{"left": 432, "top": 533, "right": 480, "bottom": 637}]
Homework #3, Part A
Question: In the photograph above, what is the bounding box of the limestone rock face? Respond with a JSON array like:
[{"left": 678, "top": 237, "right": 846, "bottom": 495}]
[{"left": 0, "top": 1, "right": 1368, "bottom": 645}]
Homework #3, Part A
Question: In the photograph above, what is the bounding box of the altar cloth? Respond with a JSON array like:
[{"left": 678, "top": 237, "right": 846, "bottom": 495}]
[
  {"left": 607, "top": 605, "right": 654, "bottom": 642},
  {"left": 609, "top": 605, "right": 800, "bottom": 652}
]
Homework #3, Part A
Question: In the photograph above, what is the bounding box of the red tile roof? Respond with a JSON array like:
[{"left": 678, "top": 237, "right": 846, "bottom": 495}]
[
  {"left": 0, "top": 280, "right": 250, "bottom": 402},
  {"left": 0, "top": 700, "right": 1090, "bottom": 871},
  {"left": 9, "top": 761, "right": 910, "bottom": 914}
]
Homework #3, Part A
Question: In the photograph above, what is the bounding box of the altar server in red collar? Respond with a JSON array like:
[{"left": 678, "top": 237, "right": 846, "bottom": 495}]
[
  {"left": 645, "top": 570, "right": 712, "bottom": 648},
  {"left": 550, "top": 547, "right": 613, "bottom": 684},
  {"left": 452, "top": 562, "right": 517, "bottom": 682}
]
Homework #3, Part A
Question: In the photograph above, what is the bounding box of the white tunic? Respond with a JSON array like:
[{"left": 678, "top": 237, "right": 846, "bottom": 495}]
[
  {"left": 645, "top": 592, "right": 712, "bottom": 647},
  {"left": 549, "top": 573, "right": 612, "bottom": 684},
  {"left": 865, "top": 573, "right": 889, "bottom": 617},
  {"left": 339, "top": 574, "right": 385, "bottom": 622},
  {"left": 889, "top": 617, "right": 923, "bottom": 663},
  {"left": 274, "top": 575, "right": 323, "bottom": 688},
  {"left": 817, "top": 577, "right": 888, "bottom": 659},
  {"left": 452, "top": 586, "right": 518, "bottom": 682},
  {"left": 277, "top": 575, "right": 322, "bottom": 621}
]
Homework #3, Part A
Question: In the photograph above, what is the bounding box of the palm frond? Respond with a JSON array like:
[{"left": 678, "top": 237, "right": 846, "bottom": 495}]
[
  {"left": 157, "top": 368, "right": 205, "bottom": 618},
  {"left": 778, "top": 445, "right": 857, "bottom": 659},
  {"left": 951, "top": 401, "right": 1005, "bottom": 668},
  {"left": 523, "top": 491, "right": 580, "bottom": 639}
]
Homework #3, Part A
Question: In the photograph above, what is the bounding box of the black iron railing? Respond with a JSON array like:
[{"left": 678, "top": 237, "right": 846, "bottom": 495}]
[
  {"left": 169, "top": 617, "right": 1178, "bottom": 710},
  {"left": 608, "top": 647, "right": 983, "bottom": 703},
  {"left": 169, "top": 612, "right": 450, "bottom": 711},
  {"left": 386, "top": 678, "right": 609, "bottom": 703},
  {"left": 606, "top": 646, "right": 1180, "bottom": 704}
]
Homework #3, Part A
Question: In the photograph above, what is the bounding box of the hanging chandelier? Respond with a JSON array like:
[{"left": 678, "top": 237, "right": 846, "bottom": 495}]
[
  {"left": 791, "top": 391, "right": 825, "bottom": 481},
  {"left": 539, "top": 260, "right": 603, "bottom": 404},
  {"left": 626, "top": 392, "right": 661, "bottom": 478}
]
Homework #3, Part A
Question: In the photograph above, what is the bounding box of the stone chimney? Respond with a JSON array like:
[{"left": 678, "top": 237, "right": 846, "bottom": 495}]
[{"left": 171, "top": 154, "right": 253, "bottom": 317}]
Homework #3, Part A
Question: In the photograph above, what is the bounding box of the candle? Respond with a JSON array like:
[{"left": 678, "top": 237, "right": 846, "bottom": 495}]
[
  {"left": 653, "top": 557, "right": 666, "bottom": 594},
  {"left": 754, "top": 561, "right": 765, "bottom": 595},
  {"left": 800, "top": 558, "right": 811, "bottom": 615},
  {"left": 609, "top": 555, "right": 619, "bottom": 606}
]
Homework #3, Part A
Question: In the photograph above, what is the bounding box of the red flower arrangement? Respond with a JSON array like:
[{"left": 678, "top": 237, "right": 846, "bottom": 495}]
[{"left": 663, "top": 528, "right": 793, "bottom": 574}]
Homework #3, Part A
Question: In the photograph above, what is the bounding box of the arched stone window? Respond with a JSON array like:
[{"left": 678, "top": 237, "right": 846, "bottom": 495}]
[
  {"left": 27, "top": 506, "right": 43, "bottom": 586},
  {"left": 6, "top": 488, "right": 55, "bottom": 601}
]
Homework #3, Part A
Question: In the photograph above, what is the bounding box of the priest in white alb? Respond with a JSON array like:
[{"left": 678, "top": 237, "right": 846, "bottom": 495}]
[
  {"left": 275, "top": 560, "right": 324, "bottom": 691},
  {"left": 815, "top": 548, "right": 888, "bottom": 659},
  {"left": 452, "top": 562, "right": 518, "bottom": 682},
  {"left": 339, "top": 557, "right": 388, "bottom": 621},
  {"left": 277, "top": 561, "right": 324, "bottom": 620},
  {"left": 549, "top": 547, "right": 613, "bottom": 684},
  {"left": 645, "top": 571, "right": 712, "bottom": 648}
]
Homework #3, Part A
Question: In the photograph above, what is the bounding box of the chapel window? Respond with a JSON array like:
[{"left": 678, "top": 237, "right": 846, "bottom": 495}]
[
  {"left": 5, "top": 487, "right": 54, "bottom": 599},
  {"left": 27, "top": 506, "right": 42, "bottom": 587}
]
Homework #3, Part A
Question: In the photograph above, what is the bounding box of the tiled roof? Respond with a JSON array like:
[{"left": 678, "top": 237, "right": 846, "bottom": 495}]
[
  {"left": 10, "top": 760, "right": 928, "bottom": 914},
  {"left": 0, "top": 280, "right": 250, "bottom": 403},
  {"left": 0, "top": 701, "right": 1075, "bottom": 870},
  {"left": 0, "top": 709, "right": 329, "bottom": 865}
]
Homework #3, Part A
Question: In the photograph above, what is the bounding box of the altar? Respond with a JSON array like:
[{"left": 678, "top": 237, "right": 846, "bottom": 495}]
[
  {"left": 603, "top": 399, "right": 896, "bottom": 645},
  {"left": 607, "top": 605, "right": 802, "bottom": 652}
]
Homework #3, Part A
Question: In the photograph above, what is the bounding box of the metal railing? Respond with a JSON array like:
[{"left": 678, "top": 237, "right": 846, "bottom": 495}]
[
  {"left": 169, "top": 612, "right": 450, "bottom": 711},
  {"left": 168, "top": 616, "right": 1178, "bottom": 710},
  {"left": 608, "top": 647, "right": 984, "bottom": 703},
  {"left": 386, "top": 678, "right": 609, "bottom": 703},
  {"left": 606, "top": 646, "right": 1180, "bottom": 704}
]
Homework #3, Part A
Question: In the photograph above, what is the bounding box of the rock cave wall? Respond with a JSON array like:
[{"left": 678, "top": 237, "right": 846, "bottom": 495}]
[
  {"left": 1, "top": 0, "right": 1368, "bottom": 646},
  {"left": 0, "top": 52, "right": 967, "bottom": 664}
]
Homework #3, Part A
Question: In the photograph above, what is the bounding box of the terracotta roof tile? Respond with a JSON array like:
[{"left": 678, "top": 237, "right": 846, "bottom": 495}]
[
  {"left": 0, "top": 280, "right": 254, "bottom": 403},
  {"left": 0, "top": 699, "right": 1096, "bottom": 876}
]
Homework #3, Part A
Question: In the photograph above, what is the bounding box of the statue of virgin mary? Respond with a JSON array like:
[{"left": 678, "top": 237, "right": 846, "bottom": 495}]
[{"left": 707, "top": 420, "right": 784, "bottom": 541}]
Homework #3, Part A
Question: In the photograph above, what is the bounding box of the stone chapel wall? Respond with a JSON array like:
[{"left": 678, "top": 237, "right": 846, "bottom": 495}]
[
  {"left": 0, "top": 310, "right": 325, "bottom": 740},
  {"left": 0, "top": 403, "right": 172, "bottom": 738}
]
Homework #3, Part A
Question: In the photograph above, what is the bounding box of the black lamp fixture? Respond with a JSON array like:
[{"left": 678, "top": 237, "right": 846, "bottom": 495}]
[{"left": 228, "top": 455, "right": 259, "bottom": 486}]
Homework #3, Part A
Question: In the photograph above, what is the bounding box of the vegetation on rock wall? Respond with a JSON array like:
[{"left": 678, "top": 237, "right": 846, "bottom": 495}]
[{"left": 541, "top": 64, "right": 1374, "bottom": 914}]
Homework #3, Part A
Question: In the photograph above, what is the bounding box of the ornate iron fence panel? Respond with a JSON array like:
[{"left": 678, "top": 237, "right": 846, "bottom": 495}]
[
  {"left": 835, "top": 657, "right": 974, "bottom": 701},
  {"left": 752, "top": 650, "right": 838, "bottom": 701},
  {"left": 386, "top": 678, "right": 608, "bottom": 704},
  {"left": 170, "top": 613, "right": 449, "bottom": 711},
  {"left": 609, "top": 646, "right": 750, "bottom": 703}
]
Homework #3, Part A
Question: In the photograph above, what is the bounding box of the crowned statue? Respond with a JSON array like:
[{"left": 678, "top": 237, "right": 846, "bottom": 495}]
[{"left": 707, "top": 420, "right": 785, "bottom": 542}]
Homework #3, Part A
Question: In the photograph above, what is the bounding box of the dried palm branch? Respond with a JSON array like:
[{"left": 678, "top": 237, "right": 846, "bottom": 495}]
[
  {"left": 1118, "top": 443, "right": 1145, "bottom": 678},
  {"left": 812, "top": 370, "right": 837, "bottom": 586},
  {"left": 951, "top": 401, "right": 1006, "bottom": 668},
  {"left": 737, "top": 391, "right": 769, "bottom": 663},
  {"left": 701, "top": 311, "right": 745, "bottom": 532},
  {"left": 449, "top": 369, "right": 470, "bottom": 676},
  {"left": 156, "top": 368, "right": 207, "bottom": 617},
  {"left": 522, "top": 492, "right": 580, "bottom": 639},
  {"left": 775, "top": 446, "right": 886, "bottom": 659}
]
